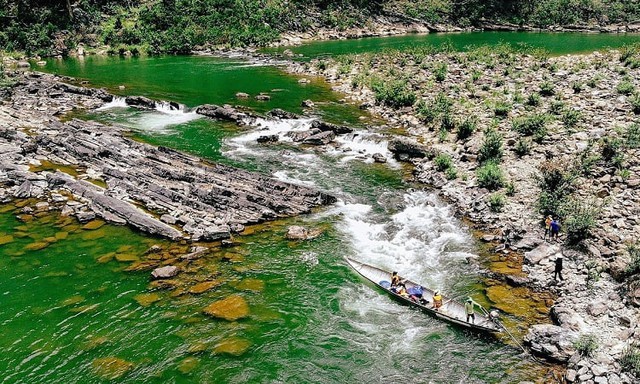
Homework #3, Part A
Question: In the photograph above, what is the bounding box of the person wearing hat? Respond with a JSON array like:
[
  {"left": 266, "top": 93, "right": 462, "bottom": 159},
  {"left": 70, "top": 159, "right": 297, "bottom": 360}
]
[
  {"left": 544, "top": 215, "right": 553, "bottom": 240},
  {"left": 465, "top": 297, "right": 477, "bottom": 323},
  {"left": 432, "top": 291, "right": 442, "bottom": 310}
]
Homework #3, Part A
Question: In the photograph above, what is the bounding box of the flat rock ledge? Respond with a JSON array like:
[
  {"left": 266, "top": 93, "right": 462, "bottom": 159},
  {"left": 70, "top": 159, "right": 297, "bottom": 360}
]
[{"left": 0, "top": 72, "right": 336, "bottom": 241}]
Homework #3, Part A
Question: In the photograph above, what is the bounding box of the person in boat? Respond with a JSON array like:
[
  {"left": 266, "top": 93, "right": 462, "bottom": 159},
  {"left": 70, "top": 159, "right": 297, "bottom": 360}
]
[
  {"left": 396, "top": 282, "right": 409, "bottom": 298},
  {"left": 465, "top": 297, "right": 478, "bottom": 324},
  {"left": 432, "top": 291, "right": 442, "bottom": 310},
  {"left": 390, "top": 271, "right": 401, "bottom": 288},
  {"left": 407, "top": 285, "right": 426, "bottom": 304}
]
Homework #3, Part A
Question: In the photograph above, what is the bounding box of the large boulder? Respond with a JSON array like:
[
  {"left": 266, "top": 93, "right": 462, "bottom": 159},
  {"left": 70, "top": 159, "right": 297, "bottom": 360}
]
[
  {"left": 285, "top": 225, "right": 323, "bottom": 240},
  {"left": 524, "top": 324, "right": 579, "bottom": 362},
  {"left": 524, "top": 243, "right": 560, "bottom": 265},
  {"left": 203, "top": 295, "right": 249, "bottom": 321},
  {"left": 266, "top": 108, "right": 299, "bottom": 119},
  {"left": 311, "top": 120, "right": 353, "bottom": 134},
  {"left": 388, "top": 138, "right": 432, "bottom": 161},
  {"left": 151, "top": 265, "right": 179, "bottom": 280},
  {"left": 125, "top": 95, "right": 156, "bottom": 109},
  {"left": 195, "top": 104, "right": 252, "bottom": 123},
  {"left": 303, "top": 130, "right": 335, "bottom": 145}
]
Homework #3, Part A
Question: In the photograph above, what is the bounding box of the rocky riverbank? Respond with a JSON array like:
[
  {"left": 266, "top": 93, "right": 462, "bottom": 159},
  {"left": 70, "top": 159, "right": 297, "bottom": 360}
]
[
  {"left": 287, "top": 47, "right": 640, "bottom": 382},
  {"left": 0, "top": 71, "right": 335, "bottom": 242}
]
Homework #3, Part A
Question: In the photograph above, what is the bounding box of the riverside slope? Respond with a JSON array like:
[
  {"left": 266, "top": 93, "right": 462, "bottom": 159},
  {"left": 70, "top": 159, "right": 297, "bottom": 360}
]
[
  {"left": 288, "top": 48, "right": 640, "bottom": 383},
  {"left": 0, "top": 72, "right": 335, "bottom": 241}
]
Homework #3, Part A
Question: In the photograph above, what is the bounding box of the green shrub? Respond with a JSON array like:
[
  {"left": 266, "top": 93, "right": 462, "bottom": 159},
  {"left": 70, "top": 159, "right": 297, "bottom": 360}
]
[
  {"left": 372, "top": 79, "right": 416, "bottom": 109},
  {"left": 571, "top": 81, "right": 583, "bottom": 94},
  {"left": 478, "top": 128, "right": 504, "bottom": 163},
  {"left": 562, "top": 108, "right": 582, "bottom": 129},
  {"left": 549, "top": 100, "right": 565, "bottom": 115},
  {"left": 445, "top": 167, "right": 458, "bottom": 180},
  {"left": 586, "top": 78, "right": 598, "bottom": 88},
  {"left": 539, "top": 81, "right": 555, "bottom": 96},
  {"left": 626, "top": 123, "right": 640, "bottom": 148},
  {"left": 574, "top": 334, "right": 598, "bottom": 357},
  {"left": 457, "top": 117, "right": 476, "bottom": 140},
  {"left": 617, "top": 79, "right": 635, "bottom": 95},
  {"left": 494, "top": 101, "right": 511, "bottom": 117},
  {"left": 629, "top": 93, "right": 640, "bottom": 115},
  {"left": 476, "top": 161, "right": 505, "bottom": 190},
  {"left": 601, "top": 137, "right": 625, "bottom": 168},
  {"left": 434, "top": 153, "right": 453, "bottom": 172},
  {"left": 536, "top": 160, "right": 577, "bottom": 216},
  {"left": 417, "top": 92, "right": 451, "bottom": 123},
  {"left": 514, "top": 138, "right": 532, "bottom": 157},
  {"left": 441, "top": 112, "right": 456, "bottom": 131},
  {"left": 526, "top": 92, "right": 541, "bottom": 106},
  {"left": 626, "top": 244, "right": 640, "bottom": 275},
  {"left": 505, "top": 182, "right": 516, "bottom": 196},
  {"left": 621, "top": 344, "right": 640, "bottom": 377},
  {"left": 560, "top": 198, "right": 601, "bottom": 244},
  {"left": 434, "top": 62, "right": 447, "bottom": 82},
  {"left": 512, "top": 114, "right": 548, "bottom": 142},
  {"left": 471, "top": 70, "right": 481, "bottom": 82},
  {"left": 487, "top": 193, "right": 506, "bottom": 212}
]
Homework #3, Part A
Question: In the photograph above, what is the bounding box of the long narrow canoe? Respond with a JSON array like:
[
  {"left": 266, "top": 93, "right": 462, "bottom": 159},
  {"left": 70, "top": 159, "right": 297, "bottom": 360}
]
[{"left": 345, "top": 257, "right": 503, "bottom": 334}]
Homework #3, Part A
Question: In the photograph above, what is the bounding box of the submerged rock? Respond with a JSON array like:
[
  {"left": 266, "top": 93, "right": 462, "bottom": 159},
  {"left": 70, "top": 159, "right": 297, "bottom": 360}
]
[
  {"left": 202, "top": 295, "right": 249, "bottom": 321},
  {"left": 213, "top": 337, "right": 251, "bottom": 356},
  {"left": 91, "top": 357, "right": 134, "bottom": 380}
]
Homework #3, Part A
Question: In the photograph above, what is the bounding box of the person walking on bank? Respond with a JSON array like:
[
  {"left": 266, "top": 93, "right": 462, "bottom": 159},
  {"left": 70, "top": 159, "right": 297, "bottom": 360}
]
[
  {"left": 554, "top": 256, "right": 563, "bottom": 281},
  {"left": 550, "top": 217, "right": 561, "bottom": 241},
  {"left": 544, "top": 215, "right": 553, "bottom": 240}
]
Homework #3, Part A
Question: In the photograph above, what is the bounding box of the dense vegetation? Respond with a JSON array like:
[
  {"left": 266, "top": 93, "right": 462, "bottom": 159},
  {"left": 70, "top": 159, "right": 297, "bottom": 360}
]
[{"left": 1, "top": 0, "right": 639, "bottom": 56}]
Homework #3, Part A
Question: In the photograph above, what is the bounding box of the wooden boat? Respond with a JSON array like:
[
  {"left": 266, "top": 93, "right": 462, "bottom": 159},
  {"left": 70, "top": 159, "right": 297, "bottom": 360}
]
[{"left": 345, "top": 257, "right": 503, "bottom": 334}]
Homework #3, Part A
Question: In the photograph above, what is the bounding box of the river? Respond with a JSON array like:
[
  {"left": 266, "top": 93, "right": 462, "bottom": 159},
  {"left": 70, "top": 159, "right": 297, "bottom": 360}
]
[{"left": 3, "top": 31, "right": 639, "bottom": 383}]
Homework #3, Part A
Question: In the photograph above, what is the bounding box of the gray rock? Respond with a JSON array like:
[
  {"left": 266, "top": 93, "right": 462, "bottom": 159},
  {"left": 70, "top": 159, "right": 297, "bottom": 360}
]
[
  {"left": 303, "top": 130, "right": 336, "bottom": 145},
  {"left": 524, "top": 324, "right": 578, "bottom": 362},
  {"left": 311, "top": 120, "right": 353, "bottom": 134},
  {"left": 524, "top": 243, "right": 560, "bottom": 265},
  {"left": 266, "top": 108, "right": 299, "bottom": 119},
  {"left": 587, "top": 301, "right": 608, "bottom": 317},
  {"left": 151, "top": 266, "right": 179, "bottom": 279},
  {"left": 125, "top": 95, "right": 156, "bottom": 109}
]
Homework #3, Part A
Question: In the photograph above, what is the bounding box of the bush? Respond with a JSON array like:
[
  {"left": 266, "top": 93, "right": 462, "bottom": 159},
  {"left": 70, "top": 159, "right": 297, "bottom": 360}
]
[
  {"left": 487, "top": 193, "right": 506, "bottom": 212},
  {"left": 574, "top": 334, "right": 598, "bottom": 357},
  {"left": 560, "top": 198, "right": 601, "bottom": 244},
  {"left": 626, "top": 244, "right": 640, "bottom": 275},
  {"left": 621, "top": 344, "right": 640, "bottom": 377},
  {"left": 434, "top": 153, "right": 453, "bottom": 172},
  {"left": 526, "top": 92, "right": 541, "bottom": 106},
  {"left": 457, "top": 117, "right": 477, "bottom": 140},
  {"left": 434, "top": 62, "right": 447, "bottom": 82},
  {"left": 629, "top": 93, "right": 640, "bottom": 115},
  {"left": 476, "top": 161, "right": 505, "bottom": 190},
  {"left": 512, "top": 114, "right": 548, "bottom": 142},
  {"left": 571, "top": 81, "right": 583, "bottom": 94},
  {"left": 441, "top": 112, "right": 456, "bottom": 131},
  {"left": 536, "top": 160, "right": 577, "bottom": 216},
  {"left": 514, "top": 138, "right": 531, "bottom": 157},
  {"left": 549, "top": 100, "right": 565, "bottom": 115},
  {"left": 601, "top": 137, "right": 624, "bottom": 168},
  {"left": 478, "top": 128, "right": 504, "bottom": 163},
  {"left": 417, "top": 92, "right": 451, "bottom": 124},
  {"left": 505, "top": 182, "right": 516, "bottom": 196},
  {"left": 539, "top": 81, "right": 555, "bottom": 96},
  {"left": 626, "top": 123, "right": 640, "bottom": 148},
  {"left": 562, "top": 108, "right": 582, "bottom": 129},
  {"left": 494, "top": 100, "right": 511, "bottom": 117},
  {"left": 445, "top": 167, "right": 458, "bottom": 180},
  {"left": 372, "top": 79, "right": 416, "bottom": 109},
  {"left": 617, "top": 79, "right": 635, "bottom": 95}
]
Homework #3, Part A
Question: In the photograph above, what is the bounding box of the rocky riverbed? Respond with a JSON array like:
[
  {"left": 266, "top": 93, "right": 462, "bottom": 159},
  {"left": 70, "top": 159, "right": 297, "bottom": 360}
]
[
  {"left": 287, "top": 47, "right": 640, "bottom": 382},
  {"left": 0, "top": 71, "right": 335, "bottom": 242}
]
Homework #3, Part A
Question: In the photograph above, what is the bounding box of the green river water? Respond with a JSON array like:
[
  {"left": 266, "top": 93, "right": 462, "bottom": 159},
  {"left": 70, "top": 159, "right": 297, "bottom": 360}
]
[{"left": 3, "top": 32, "right": 639, "bottom": 383}]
